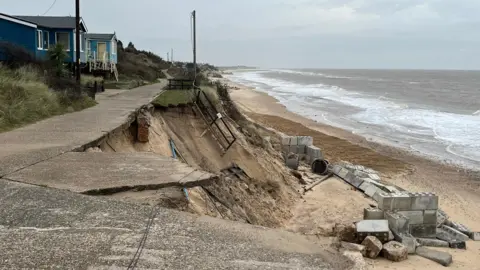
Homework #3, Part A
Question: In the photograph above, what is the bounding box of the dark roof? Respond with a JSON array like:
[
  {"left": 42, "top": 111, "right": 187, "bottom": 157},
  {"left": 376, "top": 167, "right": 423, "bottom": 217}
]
[
  {"left": 13, "top": 15, "right": 87, "bottom": 31},
  {"left": 84, "top": 33, "right": 116, "bottom": 40}
]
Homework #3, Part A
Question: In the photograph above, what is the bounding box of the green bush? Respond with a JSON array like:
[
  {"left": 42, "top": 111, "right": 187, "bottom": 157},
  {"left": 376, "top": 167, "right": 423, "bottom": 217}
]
[{"left": 0, "top": 65, "right": 96, "bottom": 132}]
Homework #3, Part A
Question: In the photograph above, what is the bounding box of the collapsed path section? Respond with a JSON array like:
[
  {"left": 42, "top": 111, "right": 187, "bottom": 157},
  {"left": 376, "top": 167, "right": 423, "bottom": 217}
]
[{"left": 3, "top": 152, "right": 217, "bottom": 194}]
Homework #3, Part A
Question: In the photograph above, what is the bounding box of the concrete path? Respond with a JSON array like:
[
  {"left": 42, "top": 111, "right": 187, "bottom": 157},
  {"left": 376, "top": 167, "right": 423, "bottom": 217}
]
[
  {"left": 4, "top": 152, "right": 217, "bottom": 194},
  {"left": 0, "top": 82, "right": 166, "bottom": 177},
  {"left": 0, "top": 179, "right": 346, "bottom": 269}
]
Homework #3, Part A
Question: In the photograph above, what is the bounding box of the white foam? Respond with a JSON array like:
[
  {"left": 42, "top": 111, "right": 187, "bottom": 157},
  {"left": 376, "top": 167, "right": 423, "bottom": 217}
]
[{"left": 228, "top": 70, "right": 480, "bottom": 166}]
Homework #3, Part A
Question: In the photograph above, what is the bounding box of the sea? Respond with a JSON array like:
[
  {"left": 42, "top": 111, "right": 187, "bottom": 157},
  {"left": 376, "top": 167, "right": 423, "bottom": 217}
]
[{"left": 226, "top": 69, "right": 480, "bottom": 171}]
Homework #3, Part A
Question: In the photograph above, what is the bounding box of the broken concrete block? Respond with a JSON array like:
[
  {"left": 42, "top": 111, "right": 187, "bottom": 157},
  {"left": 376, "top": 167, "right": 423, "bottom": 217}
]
[
  {"left": 445, "top": 220, "right": 472, "bottom": 236},
  {"left": 391, "top": 232, "right": 417, "bottom": 254},
  {"left": 436, "top": 209, "right": 448, "bottom": 227},
  {"left": 297, "top": 136, "right": 313, "bottom": 146},
  {"left": 341, "top": 242, "right": 366, "bottom": 257},
  {"left": 331, "top": 165, "right": 342, "bottom": 175},
  {"left": 289, "top": 145, "right": 299, "bottom": 154},
  {"left": 377, "top": 193, "right": 412, "bottom": 211},
  {"left": 408, "top": 192, "right": 438, "bottom": 210},
  {"left": 398, "top": 210, "right": 424, "bottom": 225},
  {"left": 356, "top": 220, "right": 389, "bottom": 243},
  {"left": 385, "top": 211, "right": 410, "bottom": 234},
  {"left": 363, "top": 208, "right": 384, "bottom": 220},
  {"left": 409, "top": 224, "right": 437, "bottom": 238},
  {"left": 470, "top": 232, "right": 480, "bottom": 241},
  {"left": 423, "top": 210, "right": 437, "bottom": 225},
  {"left": 415, "top": 247, "right": 452, "bottom": 267},
  {"left": 361, "top": 236, "right": 383, "bottom": 259},
  {"left": 382, "top": 241, "right": 408, "bottom": 262},
  {"left": 437, "top": 225, "right": 470, "bottom": 242},
  {"left": 359, "top": 181, "right": 371, "bottom": 192},
  {"left": 417, "top": 238, "right": 449, "bottom": 248},
  {"left": 449, "top": 241, "right": 466, "bottom": 249},
  {"left": 342, "top": 250, "right": 367, "bottom": 270}
]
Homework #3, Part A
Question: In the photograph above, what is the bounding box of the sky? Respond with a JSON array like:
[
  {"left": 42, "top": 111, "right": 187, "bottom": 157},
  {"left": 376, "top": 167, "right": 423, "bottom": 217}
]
[{"left": 4, "top": 0, "right": 480, "bottom": 69}]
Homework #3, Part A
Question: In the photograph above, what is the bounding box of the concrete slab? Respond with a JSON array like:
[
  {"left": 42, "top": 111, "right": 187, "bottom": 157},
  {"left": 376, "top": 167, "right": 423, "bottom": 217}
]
[
  {"left": 4, "top": 152, "right": 216, "bottom": 193},
  {"left": 363, "top": 208, "right": 384, "bottom": 220},
  {"left": 0, "top": 179, "right": 344, "bottom": 270},
  {"left": 416, "top": 247, "right": 453, "bottom": 267},
  {"left": 409, "top": 224, "right": 437, "bottom": 238},
  {"left": 385, "top": 211, "right": 410, "bottom": 234},
  {"left": 356, "top": 220, "right": 389, "bottom": 242},
  {"left": 398, "top": 210, "right": 424, "bottom": 225},
  {"left": 0, "top": 82, "right": 166, "bottom": 177},
  {"left": 377, "top": 193, "right": 412, "bottom": 211},
  {"left": 437, "top": 225, "right": 470, "bottom": 242},
  {"left": 409, "top": 192, "right": 438, "bottom": 210}
]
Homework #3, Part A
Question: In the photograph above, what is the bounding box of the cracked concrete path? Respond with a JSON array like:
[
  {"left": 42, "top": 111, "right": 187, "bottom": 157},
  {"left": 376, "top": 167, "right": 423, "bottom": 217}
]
[
  {"left": 4, "top": 152, "right": 217, "bottom": 193},
  {"left": 0, "top": 179, "right": 346, "bottom": 269},
  {"left": 0, "top": 82, "right": 166, "bottom": 177}
]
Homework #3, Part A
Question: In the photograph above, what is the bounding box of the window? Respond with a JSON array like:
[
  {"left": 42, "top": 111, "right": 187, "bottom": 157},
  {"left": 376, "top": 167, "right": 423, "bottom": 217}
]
[
  {"left": 37, "top": 30, "right": 43, "bottom": 49},
  {"left": 43, "top": 31, "right": 49, "bottom": 49},
  {"left": 111, "top": 40, "right": 116, "bottom": 54},
  {"left": 56, "top": 32, "right": 70, "bottom": 51}
]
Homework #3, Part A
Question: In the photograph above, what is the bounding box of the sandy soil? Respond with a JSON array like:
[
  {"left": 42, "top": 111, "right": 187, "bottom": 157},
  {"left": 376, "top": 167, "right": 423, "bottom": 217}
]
[{"left": 225, "top": 78, "right": 480, "bottom": 269}]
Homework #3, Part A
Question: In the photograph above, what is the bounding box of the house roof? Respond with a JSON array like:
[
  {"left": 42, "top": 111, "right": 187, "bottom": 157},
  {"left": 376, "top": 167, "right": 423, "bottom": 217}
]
[
  {"left": 84, "top": 33, "right": 116, "bottom": 40},
  {"left": 13, "top": 15, "right": 87, "bottom": 31},
  {"left": 0, "top": 13, "right": 37, "bottom": 28}
]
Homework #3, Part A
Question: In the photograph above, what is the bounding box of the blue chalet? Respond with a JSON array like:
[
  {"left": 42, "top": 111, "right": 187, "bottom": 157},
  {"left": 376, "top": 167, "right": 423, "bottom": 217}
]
[
  {"left": 84, "top": 32, "right": 119, "bottom": 80},
  {"left": 0, "top": 13, "right": 88, "bottom": 63}
]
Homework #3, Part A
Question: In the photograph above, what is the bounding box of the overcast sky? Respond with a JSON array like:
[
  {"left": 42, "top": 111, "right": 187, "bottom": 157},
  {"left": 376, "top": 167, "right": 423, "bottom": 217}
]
[{"left": 4, "top": 0, "right": 480, "bottom": 69}]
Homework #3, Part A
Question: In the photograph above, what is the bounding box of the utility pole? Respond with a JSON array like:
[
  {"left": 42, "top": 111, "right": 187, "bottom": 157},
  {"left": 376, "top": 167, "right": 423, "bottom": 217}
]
[
  {"left": 192, "top": 10, "right": 196, "bottom": 82},
  {"left": 75, "top": 0, "right": 81, "bottom": 84},
  {"left": 167, "top": 52, "right": 169, "bottom": 62},
  {"left": 171, "top": 48, "right": 173, "bottom": 63}
]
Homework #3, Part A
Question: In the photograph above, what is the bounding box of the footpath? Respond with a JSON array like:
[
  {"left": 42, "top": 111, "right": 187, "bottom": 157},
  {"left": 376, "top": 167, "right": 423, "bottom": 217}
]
[{"left": 0, "top": 82, "right": 345, "bottom": 269}]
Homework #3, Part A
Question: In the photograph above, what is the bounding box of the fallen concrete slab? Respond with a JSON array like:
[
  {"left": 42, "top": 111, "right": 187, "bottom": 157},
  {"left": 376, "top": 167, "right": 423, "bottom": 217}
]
[
  {"left": 4, "top": 152, "right": 217, "bottom": 194},
  {"left": 0, "top": 179, "right": 347, "bottom": 270},
  {"left": 416, "top": 246, "right": 453, "bottom": 267}
]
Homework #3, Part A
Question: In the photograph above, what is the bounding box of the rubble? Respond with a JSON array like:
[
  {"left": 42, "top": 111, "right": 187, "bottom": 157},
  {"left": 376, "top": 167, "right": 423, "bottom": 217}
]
[
  {"left": 341, "top": 242, "right": 366, "bottom": 257},
  {"left": 437, "top": 225, "right": 470, "bottom": 242},
  {"left": 416, "top": 238, "right": 449, "bottom": 248},
  {"left": 361, "top": 236, "right": 383, "bottom": 259},
  {"left": 416, "top": 247, "right": 453, "bottom": 267},
  {"left": 334, "top": 223, "right": 357, "bottom": 243},
  {"left": 382, "top": 241, "right": 408, "bottom": 262}
]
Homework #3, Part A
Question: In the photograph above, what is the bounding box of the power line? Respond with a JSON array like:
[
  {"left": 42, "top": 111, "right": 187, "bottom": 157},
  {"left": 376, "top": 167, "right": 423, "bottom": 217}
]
[{"left": 41, "top": 0, "right": 58, "bottom": 16}]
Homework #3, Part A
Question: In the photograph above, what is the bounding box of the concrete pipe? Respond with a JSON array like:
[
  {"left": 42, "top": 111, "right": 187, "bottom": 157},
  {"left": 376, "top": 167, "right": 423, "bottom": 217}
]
[{"left": 311, "top": 158, "right": 329, "bottom": 175}]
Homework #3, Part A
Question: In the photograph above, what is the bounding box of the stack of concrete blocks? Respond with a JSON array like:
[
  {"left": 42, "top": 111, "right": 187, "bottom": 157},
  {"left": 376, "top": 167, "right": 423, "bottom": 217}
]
[
  {"left": 281, "top": 136, "right": 323, "bottom": 166},
  {"left": 379, "top": 192, "right": 439, "bottom": 240}
]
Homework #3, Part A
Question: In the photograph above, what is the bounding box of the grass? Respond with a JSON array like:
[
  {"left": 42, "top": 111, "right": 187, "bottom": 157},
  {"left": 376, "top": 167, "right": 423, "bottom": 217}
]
[
  {"left": 80, "top": 75, "right": 103, "bottom": 86},
  {"left": 0, "top": 65, "right": 96, "bottom": 132},
  {"left": 152, "top": 90, "right": 193, "bottom": 107}
]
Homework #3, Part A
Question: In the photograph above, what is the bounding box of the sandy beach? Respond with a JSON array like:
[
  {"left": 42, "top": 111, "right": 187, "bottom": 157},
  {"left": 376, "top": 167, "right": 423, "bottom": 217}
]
[{"left": 219, "top": 76, "right": 480, "bottom": 269}]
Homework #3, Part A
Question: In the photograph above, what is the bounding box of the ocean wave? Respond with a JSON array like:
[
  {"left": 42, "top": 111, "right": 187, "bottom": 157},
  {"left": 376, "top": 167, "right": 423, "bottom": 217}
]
[{"left": 229, "top": 70, "right": 480, "bottom": 163}]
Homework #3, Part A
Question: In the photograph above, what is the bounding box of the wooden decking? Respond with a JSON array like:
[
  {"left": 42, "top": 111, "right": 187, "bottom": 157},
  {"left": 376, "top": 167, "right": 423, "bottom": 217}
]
[{"left": 167, "top": 78, "right": 194, "bottom": 90}]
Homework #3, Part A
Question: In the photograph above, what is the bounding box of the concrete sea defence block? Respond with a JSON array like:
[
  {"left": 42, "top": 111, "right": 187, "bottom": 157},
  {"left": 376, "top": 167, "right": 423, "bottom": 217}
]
[
  {"left": 337, "top": 167, "right": 350, "bottom": 179},
  {"left": 437, "top": 225, "right": 470, "bottom": 242},
  {"left": 398, "top": 211, "right": 424, "bottom": 225},
  {"left": 437, "top": 208, "right": 448, "bottom": 227},
  {"left": 417, "top": 238, "right": 449, "bottom": 248},
  {"left": 356, "top": 220, "right": 389, "bottom": 243},
  {"left": 423, "top": 210, "right": 437, "bottom": 225},
  {"left": 364, "top": 184, "right": 381, "bottom": 198},
  {"left": 344, "top": 172, "right": 364, "bottom": 188},
  {"left": 281, "top": 136, "right": 291, "bottom": 146},
  {"left": 289, "top": 136, "right": 299, "bottom": 145},
  {"left": 364, "top": 208, "right": 385, "bottom": 220},
  {"left": 285, "top": 154, "right": 299, "bottom": 170},
  {"left": 306, "top": 145, "right": 322, "bottom": 160},
  {"left": 408, "top": 192, "right": 438, "bottom": 210},
  {"left": 297, "top": 136, "right": 313, "bottom": 146},
  {"left": 385, "top": 211, "right": 410, "bottom": 234},
  {"left": 409, "top": 224, "right": 437, "bottom": 238},
  {"left": 378, "top": 193, "right": 412, "bottom": 211},
  {"left": 391, "top": 231, "right": 417, "bottom": 254},
  {"left": 445, "top": 220, "right": 472, "bottom": 236},
  {"left": 415, "top": 247, "right": 453, "bottom": 267},
  {"left": 382, "top": 241, "right": 408, "bottom": 262}
]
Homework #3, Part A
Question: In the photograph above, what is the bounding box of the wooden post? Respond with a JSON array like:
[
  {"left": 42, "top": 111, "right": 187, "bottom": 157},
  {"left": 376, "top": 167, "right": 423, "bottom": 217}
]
[{"left": 75, "top": 0, "right": 81, "bottom": 85}]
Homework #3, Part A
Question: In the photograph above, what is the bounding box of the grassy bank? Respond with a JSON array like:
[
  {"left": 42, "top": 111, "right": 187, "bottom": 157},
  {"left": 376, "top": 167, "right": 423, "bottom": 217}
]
[{"left": 0, "top": 65, "right": 96, "bottom": 132}]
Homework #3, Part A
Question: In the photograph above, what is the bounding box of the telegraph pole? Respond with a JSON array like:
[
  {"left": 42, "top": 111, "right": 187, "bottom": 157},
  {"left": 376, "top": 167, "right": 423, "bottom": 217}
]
[
  {"left": 167, "top": 52, "right": 169, "bottom": 62},
  {"left": 192, "top": 10, "right": 196, "bottom": 82},
  {"left": 75, "top": 0, "right": 81, "bottom": 84},
  {"left": 171, "top": 48, "right": 173, "bottom": 63}
]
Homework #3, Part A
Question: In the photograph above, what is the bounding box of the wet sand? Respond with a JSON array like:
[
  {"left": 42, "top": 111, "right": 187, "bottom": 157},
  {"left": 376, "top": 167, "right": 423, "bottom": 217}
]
[{"left": 222, "top": 77, "right": 480, "bottom": 269}]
